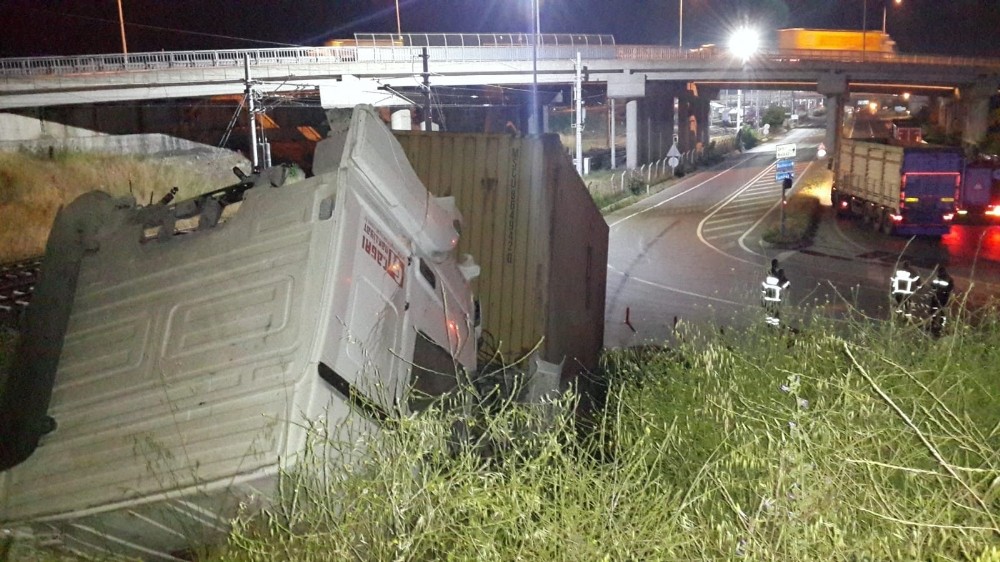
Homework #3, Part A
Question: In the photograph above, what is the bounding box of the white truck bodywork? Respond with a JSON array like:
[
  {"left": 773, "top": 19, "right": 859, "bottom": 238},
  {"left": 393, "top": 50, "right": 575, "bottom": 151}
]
[{"left": 0, "top": 106, "right": 477, "bottom": 560}]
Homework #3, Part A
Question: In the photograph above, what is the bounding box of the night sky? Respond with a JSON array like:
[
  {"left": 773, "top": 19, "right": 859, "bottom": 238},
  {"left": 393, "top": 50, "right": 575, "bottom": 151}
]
[{"left": 1, "top": 0, "right": 999, "bottom": 58}]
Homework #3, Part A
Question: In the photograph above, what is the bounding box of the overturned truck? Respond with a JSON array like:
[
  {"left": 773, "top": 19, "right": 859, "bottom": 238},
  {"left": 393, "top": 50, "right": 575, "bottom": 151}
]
[{"left": 0, "top": 106, "right": 479, "bottom": 559}]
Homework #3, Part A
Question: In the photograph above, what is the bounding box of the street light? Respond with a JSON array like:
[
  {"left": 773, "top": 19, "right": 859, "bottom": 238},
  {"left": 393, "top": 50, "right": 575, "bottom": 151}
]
[
  {"left": 862, "top": 0, "right": 902, "bottom": 60},
  {"left": 678, "top": 0, "right": 683, "bottom": 49},
  {"left": 728, "top": 27, "right": 759, "bottom": 63},
  {"left": 116, "top": 0, "right": 128, "bottom": 54},
  {"left": 394, "top": 0, "right": 402, "bottom": 35},
  {"left": 530, "top": 0, "right": 540, "bottom": 134},
  {"left": 882, "top": 0, "right": 902, "bottom": 34}
]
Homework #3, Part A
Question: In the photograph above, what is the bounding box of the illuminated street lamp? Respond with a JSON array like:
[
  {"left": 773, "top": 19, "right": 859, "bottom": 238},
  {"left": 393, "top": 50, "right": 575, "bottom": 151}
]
[
  {"left": 728, "top": 28, "right": 758, "bottom": 132},
  {"left": 728, "top": 27, "right": 759, "bottom": 63},
  {"left": 882, "top": 0, "right": 902, "bottom": 34},
  {"left": 863, "top": 0, "right": 902, "bottom": 60}
]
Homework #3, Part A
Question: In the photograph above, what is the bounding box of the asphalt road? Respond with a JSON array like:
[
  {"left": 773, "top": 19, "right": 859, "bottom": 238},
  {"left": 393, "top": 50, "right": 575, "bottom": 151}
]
[{"left": 603, "top": 129, "right": 1000, "bottom": 348}]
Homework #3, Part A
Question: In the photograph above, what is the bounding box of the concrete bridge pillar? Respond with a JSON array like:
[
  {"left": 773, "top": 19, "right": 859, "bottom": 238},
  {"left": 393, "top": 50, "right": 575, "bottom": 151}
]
[
  {"left": 677, "top": 84, "right": 712, "bottom": 153},
  {"left": 960, "top": 78, "right": 997, "bottom": 147},
  {"left": 625, "top": 100, "right": 640, "bottom": 169},
  {"left": 697, "top": 87, "right": 718, "bottom": 148},
  {"left": 608, "top": 75, "right": 678, "bottom": 169},
  {"left": 936, "top": 97, "right": 960, "bottom": 138},
  {"left": 817, "top": 72, "right": 848, "bottom": 169}
]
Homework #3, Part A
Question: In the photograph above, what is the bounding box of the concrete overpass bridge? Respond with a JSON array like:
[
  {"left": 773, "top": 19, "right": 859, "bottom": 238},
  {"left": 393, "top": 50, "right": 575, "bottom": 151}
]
[{"left": 2, "top": 33, "right": 998, "bottom": 168}]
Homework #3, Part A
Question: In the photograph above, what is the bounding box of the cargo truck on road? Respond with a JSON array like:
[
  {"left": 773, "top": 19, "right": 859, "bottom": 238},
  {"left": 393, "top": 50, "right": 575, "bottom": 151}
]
[{"left": 832, "top": 139, "right": 963, "bottom": 236}]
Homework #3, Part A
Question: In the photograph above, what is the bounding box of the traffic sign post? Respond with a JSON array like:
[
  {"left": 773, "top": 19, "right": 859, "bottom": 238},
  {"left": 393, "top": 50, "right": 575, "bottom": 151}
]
[
  {"left": 775, "top": 158, "right": 794, "bottom": 181},
  {"left": 667, "top": 143, "right": 681, "bottom": 174},
  {"left": 776, "top": 143, "right": 796, "bottom": 160},
  {"left": 781, "top": 176, "right": 793, "bottom": 237}
]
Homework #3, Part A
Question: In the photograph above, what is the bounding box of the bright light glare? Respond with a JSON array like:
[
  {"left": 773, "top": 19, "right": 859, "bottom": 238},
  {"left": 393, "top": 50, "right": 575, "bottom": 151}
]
[{"left": 728, "top": 27, "right": 760, "bottom": 61}]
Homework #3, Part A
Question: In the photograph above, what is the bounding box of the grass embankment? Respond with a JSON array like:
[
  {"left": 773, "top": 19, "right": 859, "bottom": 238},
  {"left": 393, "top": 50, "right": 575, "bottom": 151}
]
[
  {"left": 761, "top": 164, "right": 830, "bottom": 247},
  {"left": 0, "top": 150, "right": 244, "bottom": 262},
  {"left": 169, "top": 304, "right": 1000, "bottom": 562}
]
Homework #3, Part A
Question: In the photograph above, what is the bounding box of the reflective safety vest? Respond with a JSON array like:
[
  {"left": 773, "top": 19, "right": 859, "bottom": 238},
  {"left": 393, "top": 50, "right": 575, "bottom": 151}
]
[
  {"left": 891, "top": 270, "right": 917, "bottom": 295},
  {"left": 762, "top": 276, "right": 786, "bottom": 303},
  {"left": 931, "top": 277, "right": 951, "bottom": 290}
]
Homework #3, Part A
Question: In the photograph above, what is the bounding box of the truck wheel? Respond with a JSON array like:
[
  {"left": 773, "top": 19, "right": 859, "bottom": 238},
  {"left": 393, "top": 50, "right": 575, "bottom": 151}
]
[
  {"left": 872, "top": 210, "right": 883, "bottom": 232},
  {"left": 881, "top": 212, "right": 895, "bottom": 235},
  {"left": 833, "top": 193, "right": 847, "bottom": 217}
]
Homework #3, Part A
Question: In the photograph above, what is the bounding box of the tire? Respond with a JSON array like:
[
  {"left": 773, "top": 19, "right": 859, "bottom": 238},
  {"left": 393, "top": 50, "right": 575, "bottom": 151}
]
[
  {"left": 872, "top": 208, "right": 883, "bottom": 231},
  {"left": 881, "top": 211, "right": 895, "bottom": 235}
]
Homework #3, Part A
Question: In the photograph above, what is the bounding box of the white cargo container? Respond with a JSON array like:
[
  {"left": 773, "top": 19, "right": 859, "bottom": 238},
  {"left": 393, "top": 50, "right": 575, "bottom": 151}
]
[{"left": 0, "top": 106, "right": 478, "bottom": 560}]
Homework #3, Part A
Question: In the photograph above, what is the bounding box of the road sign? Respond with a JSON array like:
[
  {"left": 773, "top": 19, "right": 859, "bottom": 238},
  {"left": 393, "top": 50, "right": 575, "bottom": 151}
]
[
  {"left": 776, "top": 159, "right": 794, "bottom": 172},
  {"left": 816, "top": 142, "right": 827, "bottom": 159},
  {"left": 667, "top": 143, "right": 681, "bottom": 158},
  {"left": 776, "top": 171, "right": 794, "bottom": 181},
  {"left": 776, "top": 143, "right": 796, "bottom": 160},
  {"left": 668, "top": 156, "right": 680, "bottom": 168}
]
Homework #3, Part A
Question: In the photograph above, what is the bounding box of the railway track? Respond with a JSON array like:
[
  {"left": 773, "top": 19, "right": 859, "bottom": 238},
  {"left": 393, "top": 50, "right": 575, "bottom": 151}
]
[{"left": 0, "top": 258, "right": 41, "bottom": 328}]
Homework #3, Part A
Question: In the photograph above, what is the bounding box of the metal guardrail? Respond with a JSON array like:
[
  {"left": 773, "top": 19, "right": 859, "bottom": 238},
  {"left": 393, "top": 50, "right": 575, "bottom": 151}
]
[{"left": 2, "top": 41, "right": 999, "bottom": 78}]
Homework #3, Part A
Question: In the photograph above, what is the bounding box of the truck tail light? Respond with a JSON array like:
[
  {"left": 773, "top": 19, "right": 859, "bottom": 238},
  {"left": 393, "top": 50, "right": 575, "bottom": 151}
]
[
  {"left": 839, "top": 200, "right": 849, "bottom": 209},
  {"left": 986, "top": 205, "right": 1000, "bottom": 217},
  {"left": 890, "top": 214, "right": 903, "bottom": 222},
  {"left": 943, "top": 213, "right": 955, "bottom": 221}
]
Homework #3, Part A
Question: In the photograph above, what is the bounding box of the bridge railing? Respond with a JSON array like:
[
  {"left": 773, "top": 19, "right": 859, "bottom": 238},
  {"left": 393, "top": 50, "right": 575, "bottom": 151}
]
[
  {"left": 3, "top": 42, "right": 1000, "bottom": 78},
  {"left": 0, "top": 47, "right": 360, "bottom": 76}
]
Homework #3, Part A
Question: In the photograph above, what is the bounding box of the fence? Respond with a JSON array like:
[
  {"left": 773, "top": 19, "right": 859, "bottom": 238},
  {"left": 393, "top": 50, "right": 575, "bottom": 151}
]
[{"left": 608, "top": 135, "right": 737, "bottom": 194}]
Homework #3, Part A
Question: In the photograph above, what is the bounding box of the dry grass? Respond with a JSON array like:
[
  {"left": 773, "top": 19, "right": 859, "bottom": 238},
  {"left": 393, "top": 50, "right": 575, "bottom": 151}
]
[{"left": 0, "top": 149, "right": 247, "bottom": 262}]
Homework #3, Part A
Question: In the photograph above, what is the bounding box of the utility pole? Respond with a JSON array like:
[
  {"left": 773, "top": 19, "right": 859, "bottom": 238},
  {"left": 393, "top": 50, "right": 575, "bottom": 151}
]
[
  {"left": 574, "top": 52, "right": 584, "bottom": 176},
  {"left": 244, "top": 56, "right": 258, "bottom": 170},
  {"left": 421, "top": 48, "right": 432, "bottom": 132},
  {"left": 609, "top": 98, "right": 616, "bottom": 170}
]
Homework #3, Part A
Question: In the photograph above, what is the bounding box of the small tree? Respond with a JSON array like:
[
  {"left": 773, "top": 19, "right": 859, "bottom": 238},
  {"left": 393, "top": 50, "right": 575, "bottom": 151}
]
[{"left": 762, "top": 105, "right": 787, "bottom": 130}]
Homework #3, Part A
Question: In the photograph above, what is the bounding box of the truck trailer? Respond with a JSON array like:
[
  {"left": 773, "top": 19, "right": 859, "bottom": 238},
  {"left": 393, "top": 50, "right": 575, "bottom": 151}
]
[
  {"left": 832, "top": 139, "right": 963, "bottom": 236},
  {"left": 776, "top": 28, "right": 895, "bottom": 55},
  {"left": 958, "top": 162, "right": 1000, "bottom": 221},
  {"left": 0, "top": 105, "right": 479, "bottom": 559}
]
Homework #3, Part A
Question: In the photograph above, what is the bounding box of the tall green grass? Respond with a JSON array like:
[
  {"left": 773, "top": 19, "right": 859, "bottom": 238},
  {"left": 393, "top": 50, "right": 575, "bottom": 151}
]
[
  {"left": 203, "top": 305, "right": 1000, "bottom": 561},
  {"left": 5, "top": 306, "right": 999, "bottom": 561}
]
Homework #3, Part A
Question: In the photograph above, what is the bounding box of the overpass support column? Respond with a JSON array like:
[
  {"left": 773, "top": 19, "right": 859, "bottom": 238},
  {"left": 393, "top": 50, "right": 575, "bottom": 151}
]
[
  {"left": 960, "top": 79, "right": 997, "bottom": 147},
  {"left": 697, "top": 87, "right": 718, "bottom": 148},
  {"left": 625, "top": 100, "right": 640, "bottom": 169},
  {"left": 643, "top": 82, "right": 677, "bottom": 163},
  {"left": 609, "top": 76, "right": 678, "bottom": 169},
  {"left": 817, "top": 72, "right": 848, "bottom": 169},
  {"left": 678, "top": 84, "right": 712, "bottom": 154}
]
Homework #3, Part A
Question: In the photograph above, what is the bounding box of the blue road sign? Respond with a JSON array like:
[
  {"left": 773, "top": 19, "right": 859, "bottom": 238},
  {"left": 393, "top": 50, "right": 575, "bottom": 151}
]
[
  {"left": 776, "top": 158, "right": 794, "bottom": 172},
  {"left": 776, "top": 171, "right": 794, "bottom": 181}
]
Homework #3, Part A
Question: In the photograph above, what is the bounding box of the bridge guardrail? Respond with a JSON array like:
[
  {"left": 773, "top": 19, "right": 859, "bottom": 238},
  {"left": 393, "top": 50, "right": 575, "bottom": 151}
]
[{"left": 2, "top": 44, "right": 999, "bottom": 78}]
